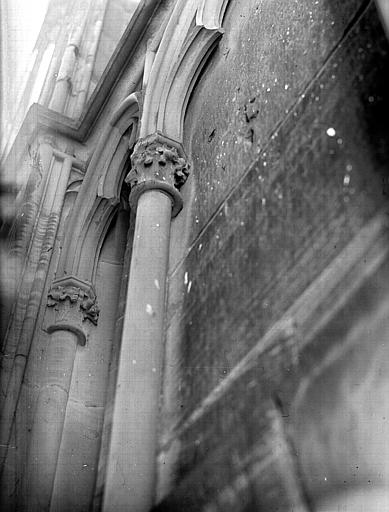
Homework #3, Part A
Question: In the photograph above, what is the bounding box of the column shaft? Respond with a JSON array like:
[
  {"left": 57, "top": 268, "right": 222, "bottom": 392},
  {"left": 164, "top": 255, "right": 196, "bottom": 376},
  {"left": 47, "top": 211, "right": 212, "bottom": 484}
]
[
  {"left": 21, "top": 330, "right": 78, "bottom": 511},
  {"left": 18, "top": 275, "right": 98, "bottom": 510},
  {"left": 103, "top": 190, "right": 172, "bottom": 512}
]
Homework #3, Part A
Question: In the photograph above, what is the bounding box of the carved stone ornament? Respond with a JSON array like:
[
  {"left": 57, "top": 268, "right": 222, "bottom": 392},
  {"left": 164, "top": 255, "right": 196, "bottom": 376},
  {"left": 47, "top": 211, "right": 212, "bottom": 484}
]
[
  {"left": 47, "top": 275, "right": 99, "bottom": 325},
  {"left": 126, "top": 132, "right": 190, "bottom": 216}
]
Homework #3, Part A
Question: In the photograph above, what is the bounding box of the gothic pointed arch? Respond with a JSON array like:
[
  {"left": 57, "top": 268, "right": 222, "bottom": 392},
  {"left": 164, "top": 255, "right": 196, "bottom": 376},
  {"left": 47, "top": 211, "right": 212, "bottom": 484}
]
[
  {"left": 53, "top": 0, "right": 232, "bottom": 290},
  {"left": 140, "top": 0, "right": 230, "bottom": 141},
  {"left": 55, "top": 93, "right": 140, "bottom": 284}
]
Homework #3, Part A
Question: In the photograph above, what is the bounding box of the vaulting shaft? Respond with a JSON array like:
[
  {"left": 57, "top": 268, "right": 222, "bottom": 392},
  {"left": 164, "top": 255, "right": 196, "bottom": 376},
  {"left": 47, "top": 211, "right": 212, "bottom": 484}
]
[{"left": 103, "top": 133, "right": 189, "bottom": 512}]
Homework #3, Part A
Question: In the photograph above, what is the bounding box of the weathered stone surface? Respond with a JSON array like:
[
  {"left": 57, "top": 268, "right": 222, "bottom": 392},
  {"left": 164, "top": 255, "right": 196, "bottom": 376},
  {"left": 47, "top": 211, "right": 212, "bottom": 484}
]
[
  {"left": 167, "top": 3, "right": 389, "bottom": 424},
  {"left": 183, "top": 0, "right": 368, "bottom": 241},
  {"left": 4, "top": 0, "right": 389, "bottom": 510},
  {"left": 156, "top": 4, "right": 389, "bottom": 509},
  {"left": 157, "top": 232, "right": 389, "bottom": 512},
  {"left": 50, "top": 401, "right": 103, "bottom": 512},
  {"left": 156, "top": 372, "right": 305, "bottom": 511},
  {"left": 289, "top": 258, "right": 389, "bottom": 508}
]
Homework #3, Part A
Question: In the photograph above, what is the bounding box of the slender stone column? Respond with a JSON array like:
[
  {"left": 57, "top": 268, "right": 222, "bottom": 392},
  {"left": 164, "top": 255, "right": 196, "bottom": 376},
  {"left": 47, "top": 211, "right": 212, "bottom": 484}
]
[
  {"left": 20, "top": 276, "right": 99, "bottom": 511},
  {"left": 102, "top": 133, "right": 189, "bottom": 512}
]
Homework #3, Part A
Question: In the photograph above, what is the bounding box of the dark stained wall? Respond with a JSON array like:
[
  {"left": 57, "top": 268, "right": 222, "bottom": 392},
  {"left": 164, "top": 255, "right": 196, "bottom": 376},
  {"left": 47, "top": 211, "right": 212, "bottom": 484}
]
[
  {"left": 290, "top": 258, "right": 389, "bottom": 510},
  {"left": 157, "top": 0, "right": 389, "bottom": 510}
]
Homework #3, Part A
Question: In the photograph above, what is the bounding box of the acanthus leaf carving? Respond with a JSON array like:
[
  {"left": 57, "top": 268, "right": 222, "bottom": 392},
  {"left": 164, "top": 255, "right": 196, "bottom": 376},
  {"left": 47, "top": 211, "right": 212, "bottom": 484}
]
[
  {"left": 47, "top": 276, "right": 99, "bottom": 325},
  {"left": 126, "top": 132, "right": 190, "bottom": 216}
]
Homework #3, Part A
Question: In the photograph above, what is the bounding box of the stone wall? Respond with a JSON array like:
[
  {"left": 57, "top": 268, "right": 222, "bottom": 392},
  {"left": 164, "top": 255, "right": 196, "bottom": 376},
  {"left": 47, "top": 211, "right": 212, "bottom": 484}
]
[
  {"left": 2, "top": 0, "right": 389, "bottom": 509},
  {"left": 157, "top": 1, "right": 389, "bottom": 510}
]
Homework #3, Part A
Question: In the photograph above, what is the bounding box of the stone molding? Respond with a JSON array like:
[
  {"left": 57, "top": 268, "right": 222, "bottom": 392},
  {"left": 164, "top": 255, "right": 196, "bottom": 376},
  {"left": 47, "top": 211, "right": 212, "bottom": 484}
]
[
  {"left": 47, "top": 275, "right": 99, "bottom": 345},
  {"left": 126, "top": 132, "right": 190, "bottom": 216},
  {"left": 139, "top": 0, "right": 228, "bottom": 141}
]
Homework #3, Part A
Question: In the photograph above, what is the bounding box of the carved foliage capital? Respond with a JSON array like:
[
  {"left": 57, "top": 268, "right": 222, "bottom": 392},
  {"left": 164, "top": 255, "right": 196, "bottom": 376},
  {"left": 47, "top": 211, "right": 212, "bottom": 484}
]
[
  {"left": 47, "top": 275, "right": 99, "bottom": 325},
  {"left": 126, "top": 133, "right": 190, "bottom": 216}
]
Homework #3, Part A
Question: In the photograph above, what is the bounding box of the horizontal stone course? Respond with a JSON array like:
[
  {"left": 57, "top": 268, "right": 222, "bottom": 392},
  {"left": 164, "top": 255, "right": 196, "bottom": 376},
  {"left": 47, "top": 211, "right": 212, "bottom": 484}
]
[
  {"left": 168, "top": 2, "right": 389, "bottom": 422},
  {"left": 158, "top": 3, "right": 389, "bottom": 510},
  {"left": 183, "top": 0, "right": 367, "bottom": 241},
  {"left": 158, "top": 240, "right": 389, "bottom": 512}
]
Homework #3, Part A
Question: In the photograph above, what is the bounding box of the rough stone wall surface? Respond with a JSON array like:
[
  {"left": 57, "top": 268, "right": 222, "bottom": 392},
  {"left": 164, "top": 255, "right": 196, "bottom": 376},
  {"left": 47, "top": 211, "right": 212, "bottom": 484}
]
[
  {"left": 159, "top": 0, "right": 389, "bottom": 510},
  {"left": 291, "top": 260, "right": 389, "bottom": 509}
]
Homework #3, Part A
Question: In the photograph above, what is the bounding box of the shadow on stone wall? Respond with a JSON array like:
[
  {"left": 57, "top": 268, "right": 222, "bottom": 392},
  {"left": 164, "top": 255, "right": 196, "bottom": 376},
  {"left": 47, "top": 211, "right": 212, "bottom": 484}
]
[{"left": 291, "top": 259, "right": 389, "bottom": 510}]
